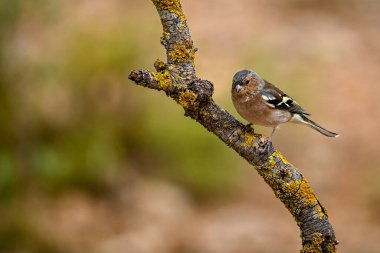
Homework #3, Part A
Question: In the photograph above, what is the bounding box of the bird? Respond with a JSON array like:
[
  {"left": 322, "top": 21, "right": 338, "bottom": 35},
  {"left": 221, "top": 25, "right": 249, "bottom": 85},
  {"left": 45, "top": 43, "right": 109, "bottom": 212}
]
[{"left": 231, "top": 69, "right": 339, "bottom": 143}]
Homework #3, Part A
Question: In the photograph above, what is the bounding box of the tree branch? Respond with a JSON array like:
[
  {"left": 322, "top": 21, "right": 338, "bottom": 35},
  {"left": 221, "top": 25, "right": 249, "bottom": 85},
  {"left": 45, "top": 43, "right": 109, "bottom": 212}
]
[{"left": 129, "top": 1, "right": 338, "bottom": 252}]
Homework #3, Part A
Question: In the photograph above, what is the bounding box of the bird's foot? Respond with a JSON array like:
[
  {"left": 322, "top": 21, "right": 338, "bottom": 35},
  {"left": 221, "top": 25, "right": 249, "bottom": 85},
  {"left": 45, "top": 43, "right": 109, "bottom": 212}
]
[
  {"left": 243, "top": 123, "right": 254, "bottom": 133},
  {"left": 262, "top": 126, "right": 277, "bottom": 152},
  {"left": 263, "top": 136, "right": 274, "bottom": 153}
]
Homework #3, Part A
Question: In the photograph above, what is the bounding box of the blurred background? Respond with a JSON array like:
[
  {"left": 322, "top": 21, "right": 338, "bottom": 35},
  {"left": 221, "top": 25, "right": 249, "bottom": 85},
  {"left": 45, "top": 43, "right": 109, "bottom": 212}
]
[{"left": 1, "top": 0, "right": 380, "bottom": 252}]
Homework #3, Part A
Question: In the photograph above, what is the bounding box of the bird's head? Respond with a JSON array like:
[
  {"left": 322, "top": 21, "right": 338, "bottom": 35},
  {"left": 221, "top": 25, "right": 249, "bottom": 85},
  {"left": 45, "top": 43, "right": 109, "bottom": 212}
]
[{"left": 232, "top": 69, "right": 264, "bottom": 96}]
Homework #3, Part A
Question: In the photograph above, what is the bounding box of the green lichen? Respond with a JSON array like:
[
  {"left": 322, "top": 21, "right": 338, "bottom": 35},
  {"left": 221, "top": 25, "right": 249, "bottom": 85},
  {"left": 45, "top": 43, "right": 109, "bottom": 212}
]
[
  {"left": 178, "top": 90, "right": 197, "bottom": 109},
  {"left": 153, "top": 69, "right": 171, "bottom": 90},
  {"left": 169, "top": 44, "right": 195, "bottom": 63},
  {"left": 301, "top": 233, "right": 324, "bottom": 253},
  {"left": 152, "top": 0, "right": 186, "bottom": 21}
]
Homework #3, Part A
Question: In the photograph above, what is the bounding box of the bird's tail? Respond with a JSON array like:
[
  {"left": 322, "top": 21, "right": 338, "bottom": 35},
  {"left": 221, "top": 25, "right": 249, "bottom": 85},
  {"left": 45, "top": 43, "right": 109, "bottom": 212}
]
[{"left": 292, "top": 114, "right": 339, "bottom": 138}]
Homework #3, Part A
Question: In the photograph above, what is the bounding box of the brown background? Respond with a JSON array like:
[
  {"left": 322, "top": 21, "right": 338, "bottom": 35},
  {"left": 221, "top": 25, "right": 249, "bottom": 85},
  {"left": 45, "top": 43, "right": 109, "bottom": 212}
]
[{"left": 0, "top": 0, "right": 379, "bottom": 252}]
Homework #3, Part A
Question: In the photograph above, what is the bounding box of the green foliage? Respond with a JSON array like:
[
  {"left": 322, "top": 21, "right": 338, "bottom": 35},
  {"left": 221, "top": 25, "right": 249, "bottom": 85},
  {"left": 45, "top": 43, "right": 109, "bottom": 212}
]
[
  {"left": 0, "top": 2, "right": 241, "bottom": 251},
  {"left": 0, "top": 0, "right": 239, "bottom": 203},
  {"left": 0, "top": 212, "right": 61, "bottom": 253},
  {"left": 0, "top": 153, "right": 17, "bottom": 201},
  {"left": 140, "top": 100, "right": 240, "bottom": 200}
]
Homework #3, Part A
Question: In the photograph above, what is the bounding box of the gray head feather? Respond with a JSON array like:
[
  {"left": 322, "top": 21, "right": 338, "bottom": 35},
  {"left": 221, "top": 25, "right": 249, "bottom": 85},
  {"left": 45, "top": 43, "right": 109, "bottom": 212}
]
[
  {"left": 233, "top": 69, "right": 262, "bottom": 88},
  {"left": 232, "top": 70, "right": 253, "bottom": 84}
]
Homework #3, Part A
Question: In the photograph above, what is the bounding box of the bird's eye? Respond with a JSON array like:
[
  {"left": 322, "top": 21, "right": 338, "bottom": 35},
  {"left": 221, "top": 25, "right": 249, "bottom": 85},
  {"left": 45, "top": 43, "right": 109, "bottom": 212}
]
[{"left": 243, "top": 79, "right": 249, "bottom": 85}]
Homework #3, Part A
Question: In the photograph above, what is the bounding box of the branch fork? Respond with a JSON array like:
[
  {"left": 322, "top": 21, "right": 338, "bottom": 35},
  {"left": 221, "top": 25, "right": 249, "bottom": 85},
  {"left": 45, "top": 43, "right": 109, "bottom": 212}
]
[{"left": 129, "top": 1, "right": 338, "bottom": 252}]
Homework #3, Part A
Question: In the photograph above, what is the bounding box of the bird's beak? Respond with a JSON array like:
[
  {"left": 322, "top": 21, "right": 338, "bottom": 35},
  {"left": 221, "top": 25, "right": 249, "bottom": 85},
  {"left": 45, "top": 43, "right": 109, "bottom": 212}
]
[{"left": 235, "top": 84, "right": 242, "bottom": 93}]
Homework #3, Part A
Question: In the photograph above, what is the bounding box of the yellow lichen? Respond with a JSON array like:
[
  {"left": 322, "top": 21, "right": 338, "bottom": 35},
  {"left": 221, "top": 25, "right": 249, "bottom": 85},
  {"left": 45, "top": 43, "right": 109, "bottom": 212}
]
[
  {"left": 268, "top": 152, "right": 277, "bottom": 170},
  {"left": 283, "top": 180, "right": 301, "bottom": 194},
  {"left": 298, "top": 180, "right": 318, "bottom": 206},
  {"left": 276, "top": 151, "right": 291, "bottom": 165},
  {"left": 267, "top": 151, "right": 292, "bottom": 171},
  {"left": 278, "top": 168, "right": 293, "bottom": 180},
  {"left": 282, "top": 179, "right": 318, "bottom": 206},
  {"left": 301, "top": 233, "right": 324, "bottom": 253},
  {"left": 316, "top": 205, "right": 324, "bottom": 219},
  {"left": 326, "top": 243, "right": 337, "bottom": 253},
  {"left": 322, "top": 206, "right": 328, "bottom": 215},
  {"left": 160, "top": 32, "right": 170, "bottom": 45},
  {"left": 178, "top": 90, "right": 197, "bottom": 109},
  {"left": 169, "top": 44, "right": 195, "bottom": 63},
  {"left": 153, "top": 69, "right": 171, "bottom": 90},
  {"left": 152, "top": 0, "right": 186, "bottom": 21},
  {"left": 241, "top": 132, "right": 256, "bottom": 148},
  {"left": 162, "top": 32, "right": 170, "bottom": 40},
  {"left": 179, "top": 23, "right": 186, "bottom": 32}
]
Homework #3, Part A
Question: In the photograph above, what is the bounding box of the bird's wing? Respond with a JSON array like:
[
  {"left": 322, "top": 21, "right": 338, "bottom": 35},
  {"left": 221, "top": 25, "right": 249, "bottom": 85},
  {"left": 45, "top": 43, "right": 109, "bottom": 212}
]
[{"left": 260, "top": 80, "right": 310, "bottom": 115}]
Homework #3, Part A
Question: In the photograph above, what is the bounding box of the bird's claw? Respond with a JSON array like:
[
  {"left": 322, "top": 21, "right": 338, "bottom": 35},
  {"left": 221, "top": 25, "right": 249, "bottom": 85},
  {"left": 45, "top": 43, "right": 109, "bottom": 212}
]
[
  {"left": 243, "top": 123, "right": 254, "bottom": 133},
  {"left": 263, "top": 136, "right": 273, "bottom": 153}
]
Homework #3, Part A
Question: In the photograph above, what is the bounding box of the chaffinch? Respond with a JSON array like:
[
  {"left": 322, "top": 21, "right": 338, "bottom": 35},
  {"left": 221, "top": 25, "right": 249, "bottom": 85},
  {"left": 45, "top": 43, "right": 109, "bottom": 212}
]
[{"left": 231, "top": 69, "right": 339, "bottom": 140}]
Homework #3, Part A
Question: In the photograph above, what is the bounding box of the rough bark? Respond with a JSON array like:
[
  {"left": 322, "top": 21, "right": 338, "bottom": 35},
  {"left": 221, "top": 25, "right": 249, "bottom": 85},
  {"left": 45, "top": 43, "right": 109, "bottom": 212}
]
[{"left": 129, "top": 1, "right": 338, "bottom": 252}]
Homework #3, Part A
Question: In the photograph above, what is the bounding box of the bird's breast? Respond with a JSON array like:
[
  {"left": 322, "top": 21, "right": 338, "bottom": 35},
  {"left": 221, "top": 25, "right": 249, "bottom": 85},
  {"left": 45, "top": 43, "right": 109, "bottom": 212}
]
[{"left": 232, "top": 93, "right": 292, "bottom": 127}]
